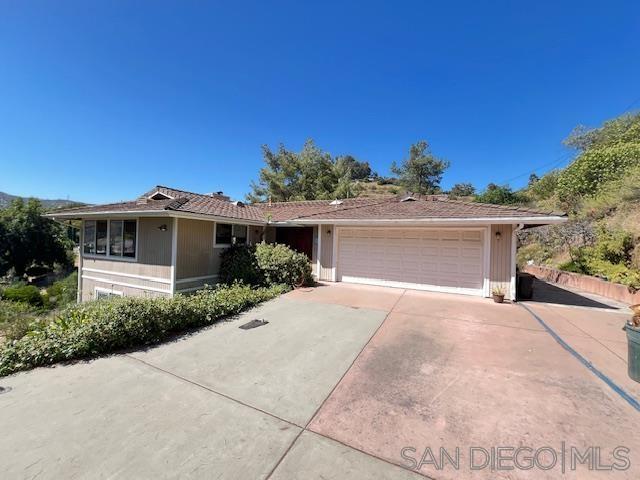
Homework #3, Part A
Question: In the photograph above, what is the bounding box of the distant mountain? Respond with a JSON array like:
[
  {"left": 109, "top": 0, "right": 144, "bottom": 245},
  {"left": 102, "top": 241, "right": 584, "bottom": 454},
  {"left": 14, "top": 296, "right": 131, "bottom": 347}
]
[{"left": 0, "top": 191, "right": 85, "bottom": 210}]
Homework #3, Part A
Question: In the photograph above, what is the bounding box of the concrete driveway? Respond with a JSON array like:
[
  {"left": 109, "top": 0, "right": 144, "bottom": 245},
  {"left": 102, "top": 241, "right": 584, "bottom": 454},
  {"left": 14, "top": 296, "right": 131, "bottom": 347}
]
[{"left": 1, "top": 283, "right": 639, "bottom": 479}]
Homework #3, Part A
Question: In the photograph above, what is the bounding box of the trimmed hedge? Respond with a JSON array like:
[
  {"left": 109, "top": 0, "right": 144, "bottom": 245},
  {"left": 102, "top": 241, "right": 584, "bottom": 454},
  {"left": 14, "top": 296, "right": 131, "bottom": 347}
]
[
  {"left": 0, "top": 283, "right": 288, "bottom": 376},
  {"left": 219, "top": 243, "right": 313, "bottom": 287},
  {"left": 254, "top": 243, "right": 313, "bottom": 287}
]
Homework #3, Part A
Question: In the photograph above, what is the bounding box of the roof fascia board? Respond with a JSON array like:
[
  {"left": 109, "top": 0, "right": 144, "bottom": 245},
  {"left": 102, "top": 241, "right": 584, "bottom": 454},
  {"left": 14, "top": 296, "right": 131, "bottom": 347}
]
[
  {"left": 288, "top": 216, "right": 567, "bottom": 225},
  {"left": 46, "top": 210, "right": 267, "bottom": 226}
]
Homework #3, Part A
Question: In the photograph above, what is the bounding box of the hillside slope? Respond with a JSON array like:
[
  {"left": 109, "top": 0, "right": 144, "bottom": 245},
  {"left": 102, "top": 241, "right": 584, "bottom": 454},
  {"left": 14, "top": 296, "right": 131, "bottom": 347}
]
[
  {"left": 517, "top": 112, "right": 640, "bottom": 289},
  {"left": 0, "top": 191, "right": 83, "bottom": 210}
]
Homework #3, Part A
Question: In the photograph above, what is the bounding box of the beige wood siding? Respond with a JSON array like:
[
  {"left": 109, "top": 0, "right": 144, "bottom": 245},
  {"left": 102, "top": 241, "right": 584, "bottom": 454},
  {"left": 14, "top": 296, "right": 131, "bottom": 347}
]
[
  {"left": 264, "top": 226, "right": 276, "bottom": 243},
  {"left": 489, "top": 224, "right": 513, "bottom": 299},
  {"left": 310, "top": 225, "right": 318, "bottom": 276},
  {"left": 137, "top": 217, "right": 173, "bottom": 266},
  {"left": 80, "top": 217, "right": 173, "bottom": 301},
  {"left": 82, "top": 277, "right": 170, "bottom": 302},
  {"left": 319, "top": 224, "right": 335, "bottom": 281},
  {"left": 176, "top": 218, "right": 220, "bottom": 280},
  {"left": 248, "top": 226, "right": 264, "bottom": 244}
]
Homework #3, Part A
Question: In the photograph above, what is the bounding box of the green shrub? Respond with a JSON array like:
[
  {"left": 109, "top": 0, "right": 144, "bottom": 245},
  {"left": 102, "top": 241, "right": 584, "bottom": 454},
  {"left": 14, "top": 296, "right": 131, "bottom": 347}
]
[
  {"left": 558, "top": 260, "right": 584, "bottom": 274},
  {"left": 556, "top": 142, "right": 640, "bottom": 205},
  {"left": 525, "top": 169, "right": 561, "bottom": 202},
  {"left": 45, "top": 271, "right": 78, "bottom": 308},
  {"left": 0, "top": 300, "right": 40, "bottom": 342},
  {"left": 591, "top": 227, "right": 634, "bottom": 265},
  {"left": 0, "top": 283, "right": 288, "bottom": 376},
  {"left": 580, "top": 164, "right": 640, "bottom": 219},
  {"left": 516, "top": 243, "right": 554, "bottom": 267},
  {"left": 219, "top": 245, "right": 261, "bottom": 285},
  {"left": 255, "top": 243, "right": 313, "bottom": 287},
  {"left": 219, "top": 243, "right": 313, "bottom": 287},
  {"left": 2, "top": 284, "right": 44, "bottom": 306},
  {"left": 558, "top": 234, "right": 640, "bottom": 289}
]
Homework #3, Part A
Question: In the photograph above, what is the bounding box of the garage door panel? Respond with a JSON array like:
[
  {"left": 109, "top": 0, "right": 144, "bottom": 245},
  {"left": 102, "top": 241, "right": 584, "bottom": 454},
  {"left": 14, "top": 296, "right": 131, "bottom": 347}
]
[
  {"left": 338, "top": 228, "right": 485, "bottom": 295},
  {"left": 462, "top": 230, "right": 482, "bottom": 241}
]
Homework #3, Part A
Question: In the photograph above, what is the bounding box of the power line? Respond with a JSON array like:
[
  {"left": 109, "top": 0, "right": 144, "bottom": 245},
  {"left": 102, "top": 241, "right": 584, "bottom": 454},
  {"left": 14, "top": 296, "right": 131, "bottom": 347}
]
[
  {"left": 621, "top": 94, "right": 640, "bottom": 113},
  {"left": 494, "top": 151, "right": 573, "bottom": 185},
  {"left": 491, "top": 93, "right": 639, "bottom": 187}
]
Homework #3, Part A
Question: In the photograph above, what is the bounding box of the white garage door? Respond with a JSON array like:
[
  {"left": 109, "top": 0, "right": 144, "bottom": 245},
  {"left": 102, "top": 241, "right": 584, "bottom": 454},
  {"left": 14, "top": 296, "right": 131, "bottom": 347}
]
[{"left": 337, "top": 228, "right": 486, "bottom": 296}]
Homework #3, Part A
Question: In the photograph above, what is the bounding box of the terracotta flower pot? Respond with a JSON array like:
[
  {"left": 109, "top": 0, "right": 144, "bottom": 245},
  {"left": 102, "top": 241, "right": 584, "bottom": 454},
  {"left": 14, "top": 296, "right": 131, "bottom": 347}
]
[{"left": 492, "top": 294, "right": 505, "bottom": 304}]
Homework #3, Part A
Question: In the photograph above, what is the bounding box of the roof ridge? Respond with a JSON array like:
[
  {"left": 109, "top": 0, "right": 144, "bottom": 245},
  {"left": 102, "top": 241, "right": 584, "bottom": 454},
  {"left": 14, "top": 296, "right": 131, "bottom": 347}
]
[
  {"left": 253, "top": 196, "right": 394, "bottom": 207},
  {"left": 436, "top": 197, "right": 566, "bottom": 216},
  {"left": 155, "top": 185, "right": 209, "bottom": 197},
  {"left": 292, "top": 197, "right": 396, "bottom": 220}
]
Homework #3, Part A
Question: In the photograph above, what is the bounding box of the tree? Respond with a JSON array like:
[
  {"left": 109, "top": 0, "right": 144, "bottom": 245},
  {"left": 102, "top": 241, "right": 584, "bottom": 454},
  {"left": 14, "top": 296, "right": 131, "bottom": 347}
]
[
  {"left": 390, "top": 140, "right": 450, "bottom": 195},
  {"left": 449, "top": 183, "right": 476, "bottom": 198},
  {"left": 335, "top": 155, "right": 373, "bottom": 180},
  {"left": 528, "top": 173, "right": 540, "bottom": 186},
  {"left": 527, "top": 169, "right": 560, "bottom": 201},
  {"left": 474, "top": 184, "right": 524, "bottom": 205},
  {"left": 0, "top": 198, "right": 72, "bottom": 277},
  {"left": 247, "top": 139, "right": 368, "bottom": 202}
]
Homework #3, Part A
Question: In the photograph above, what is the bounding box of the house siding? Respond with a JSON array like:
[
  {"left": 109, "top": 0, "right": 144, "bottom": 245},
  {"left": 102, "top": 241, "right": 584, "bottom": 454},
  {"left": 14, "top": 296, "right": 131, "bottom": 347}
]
[
  {"left": 82, "top": 277, "right": 170, "bottom": 301},
  {"left": 80, "top": 217, "right": 173, "bottom": 301},
  {"left": 318, "top": 224, "right": 335, "bottom": 282},
  {"left": 175, "top": 218, "right": 219, "bottom": 290},
  {"left": 489, "top": 224, "right": 513, "bottom": 299}
]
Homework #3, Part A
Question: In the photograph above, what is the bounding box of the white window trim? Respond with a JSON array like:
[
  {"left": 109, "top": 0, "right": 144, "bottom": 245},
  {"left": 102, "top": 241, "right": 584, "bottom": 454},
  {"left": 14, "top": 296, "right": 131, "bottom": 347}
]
[
  {"left": 83, "top": 218, "right": 140, "bottom": 262},
  {"left": 213, "top": 222, "right": 248, "bottom": 248},
  {"left": 94, "top": 286, "right": 123, "bottom": 298}
]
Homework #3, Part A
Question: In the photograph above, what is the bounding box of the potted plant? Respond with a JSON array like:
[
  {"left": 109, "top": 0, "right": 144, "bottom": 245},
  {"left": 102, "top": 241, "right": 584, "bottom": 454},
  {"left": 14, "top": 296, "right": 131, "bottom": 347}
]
[{"left": 492, "top": 287, "right": 505, "bottom": 303}]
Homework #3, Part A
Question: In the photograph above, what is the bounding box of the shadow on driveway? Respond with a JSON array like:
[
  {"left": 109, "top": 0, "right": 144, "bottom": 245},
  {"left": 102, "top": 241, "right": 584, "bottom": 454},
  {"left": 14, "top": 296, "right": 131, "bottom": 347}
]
[{"left": 525, "top": 277, "right": 622, "bottom": 310}]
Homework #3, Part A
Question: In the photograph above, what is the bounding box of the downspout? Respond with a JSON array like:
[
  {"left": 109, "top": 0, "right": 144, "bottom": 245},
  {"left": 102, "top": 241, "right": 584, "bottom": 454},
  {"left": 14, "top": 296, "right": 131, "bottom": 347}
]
[
  {"left": 77, "top": 220, "right": 83, "bottom": 303},
  {"left": 170, "top": 217, "right": 178, "bottom": 296},
  {"left": 510, "top": 223, "right": 524, "bottom": 301}
]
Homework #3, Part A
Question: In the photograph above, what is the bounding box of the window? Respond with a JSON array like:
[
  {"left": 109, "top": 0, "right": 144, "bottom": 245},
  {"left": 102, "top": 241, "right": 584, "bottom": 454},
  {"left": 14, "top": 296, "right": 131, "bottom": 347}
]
[
  {"left": 215, "top": 223, "right": 248, "bottom": 246},
  {"left": 123, "top": 221, "right": 136, "bottom": 257},
  {"left": 215, "top": 223, "right": 232, "bottom": 245},
  {"left": 95, "top": 287, "right": 123, "bottom": 299},
  {"left": 83, "top": 220, "right": 108, "bottom": 255},
  {"left": 83, "top": 221, "right": 96, "bottom": 254},
  {"left": 109, "top": 221, "right": 123, "bottom": 256},
  {"left": 96, "top": 221, "right": 108, "bottom": 255},
  {"left": 109, "top": 220, "right": 137, "bottom": 258},
  {"left": 84, "top": 219, "right": 136, "bottom": 259},
  {"left": 232, "top": 224, "right": 248, "bottom": 244}
]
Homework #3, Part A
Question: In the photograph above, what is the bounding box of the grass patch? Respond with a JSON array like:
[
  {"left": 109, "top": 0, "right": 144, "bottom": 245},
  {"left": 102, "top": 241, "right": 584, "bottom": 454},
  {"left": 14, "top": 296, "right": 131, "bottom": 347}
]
[
  {"left": 0, "top": 283, "right": 288, "bottom": 377},
  {"left": 0, "top": 300, "right": 41, "bottom": 342}
]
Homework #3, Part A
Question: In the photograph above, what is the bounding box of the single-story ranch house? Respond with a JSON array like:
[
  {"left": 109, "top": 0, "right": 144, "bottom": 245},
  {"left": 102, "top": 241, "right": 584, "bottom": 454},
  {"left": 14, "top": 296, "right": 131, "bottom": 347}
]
[{"left": 48, "top": 185, "right": 567, "bottom": 302}]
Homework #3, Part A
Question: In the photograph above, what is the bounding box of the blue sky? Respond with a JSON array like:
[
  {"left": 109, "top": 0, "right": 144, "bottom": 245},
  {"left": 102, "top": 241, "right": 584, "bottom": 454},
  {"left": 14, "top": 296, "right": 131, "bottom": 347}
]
[{"left": 1, "top": 1, "right": 639, "bottom": 203}]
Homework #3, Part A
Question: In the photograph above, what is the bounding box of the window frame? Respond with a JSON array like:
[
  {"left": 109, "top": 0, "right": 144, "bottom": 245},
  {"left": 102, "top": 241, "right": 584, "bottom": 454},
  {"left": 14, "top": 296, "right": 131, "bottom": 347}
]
[
  {"left": 214, "top": 222, "right": 249, "bottom": 248},
  {"left": 94, "top": 286, "right": 124, "bottom": 299},
  {"left": 83, "top": 218, "right": 139, "bottom": 262}
]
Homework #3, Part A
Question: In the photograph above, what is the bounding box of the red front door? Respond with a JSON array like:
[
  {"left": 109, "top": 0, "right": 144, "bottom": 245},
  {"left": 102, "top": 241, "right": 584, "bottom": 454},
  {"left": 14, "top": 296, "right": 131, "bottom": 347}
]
[{"left": 275, "top": 227, "right": 314, "bottom": 260}]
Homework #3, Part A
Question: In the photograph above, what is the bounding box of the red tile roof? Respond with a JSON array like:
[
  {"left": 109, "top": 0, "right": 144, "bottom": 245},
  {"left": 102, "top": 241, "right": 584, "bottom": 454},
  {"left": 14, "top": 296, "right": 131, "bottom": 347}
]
[
  {"left": 48, "top": 185, "right": 566, "bottom": 223},
  {"left": 252, "top": 197, "right": 390, "bottom": 222},
  {"left": 49, "top": 186, "right": 265, "bottom": 222},
  {"left": 292, "top": 197, "right": 566, "bottom": 221}
]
